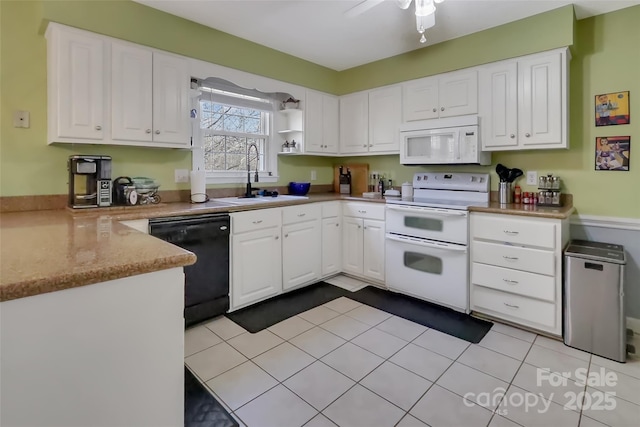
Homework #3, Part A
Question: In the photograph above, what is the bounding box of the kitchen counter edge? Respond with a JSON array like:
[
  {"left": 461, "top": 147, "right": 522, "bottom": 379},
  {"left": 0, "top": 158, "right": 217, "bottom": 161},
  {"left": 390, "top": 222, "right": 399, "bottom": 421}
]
[{"left": 469, "top": 202, "right": 575, "bottom": 219}]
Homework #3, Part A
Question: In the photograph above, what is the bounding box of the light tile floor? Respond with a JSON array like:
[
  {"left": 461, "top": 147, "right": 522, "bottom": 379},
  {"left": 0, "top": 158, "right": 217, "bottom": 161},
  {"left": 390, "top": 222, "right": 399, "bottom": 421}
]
[{"left": 185, "top": 295, "right": 640, "bottom": 427}]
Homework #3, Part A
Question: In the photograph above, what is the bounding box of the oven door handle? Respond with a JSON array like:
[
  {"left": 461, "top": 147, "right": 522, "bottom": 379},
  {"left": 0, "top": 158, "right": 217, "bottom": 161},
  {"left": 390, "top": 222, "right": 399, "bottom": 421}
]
[
  {"left": 385, "top": 233, "right": 467, "bottom": 252},
  {"left": 386, "top": 204, "right": 467, "bottom": 216}
]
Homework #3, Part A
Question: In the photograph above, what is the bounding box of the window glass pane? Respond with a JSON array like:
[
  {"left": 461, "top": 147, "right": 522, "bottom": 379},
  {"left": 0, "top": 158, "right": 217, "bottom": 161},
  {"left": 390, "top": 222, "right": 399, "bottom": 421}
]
[
  {"left": 225, "top": 154, "right": 246, "bottom": 171},
  {"left": 405, "top": 216, "right": 444, "bottom": 232}
]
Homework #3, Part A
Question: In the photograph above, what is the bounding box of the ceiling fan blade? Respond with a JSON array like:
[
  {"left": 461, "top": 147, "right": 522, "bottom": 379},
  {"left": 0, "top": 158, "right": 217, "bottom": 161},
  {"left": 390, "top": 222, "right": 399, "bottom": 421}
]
[{"left": 344, "top": 0, "right": 385, "bottom": 18}]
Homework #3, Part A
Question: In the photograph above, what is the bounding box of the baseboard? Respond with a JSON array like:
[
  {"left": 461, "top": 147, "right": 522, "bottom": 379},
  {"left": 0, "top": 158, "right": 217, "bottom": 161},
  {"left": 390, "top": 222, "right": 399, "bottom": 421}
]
[
  {"left": 628, "top": 317, "right": 640, "bottom": 335},
  {"left": 571, "top": 214, "right": 640, "bottom": 231}
]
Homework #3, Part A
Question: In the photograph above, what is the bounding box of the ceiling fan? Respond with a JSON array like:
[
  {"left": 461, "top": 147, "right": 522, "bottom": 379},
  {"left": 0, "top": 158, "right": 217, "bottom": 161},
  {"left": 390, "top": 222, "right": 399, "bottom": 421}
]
[{"left": 345, "top": 0, "right": 446, "bottom": 43}]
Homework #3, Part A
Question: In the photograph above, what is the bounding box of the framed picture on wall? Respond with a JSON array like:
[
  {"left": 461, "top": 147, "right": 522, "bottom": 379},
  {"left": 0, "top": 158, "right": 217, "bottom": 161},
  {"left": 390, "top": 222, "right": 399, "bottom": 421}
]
[
  {"left": 595, "top": 91, "right": 630, "bottom": 126},
  {"left": 595, "top": 136, "right": 630, "bottom": 171}
]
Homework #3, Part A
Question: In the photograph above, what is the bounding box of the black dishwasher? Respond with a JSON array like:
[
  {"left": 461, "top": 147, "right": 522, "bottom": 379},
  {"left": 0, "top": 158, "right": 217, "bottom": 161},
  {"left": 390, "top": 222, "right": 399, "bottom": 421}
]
[{"left": 149, "top": 213, "right": 230, "bottom": 327}]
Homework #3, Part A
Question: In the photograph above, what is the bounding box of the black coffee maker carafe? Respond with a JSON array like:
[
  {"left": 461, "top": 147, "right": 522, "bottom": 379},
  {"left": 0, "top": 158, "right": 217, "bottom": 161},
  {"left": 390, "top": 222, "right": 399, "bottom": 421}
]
[{"left": 339, "top": 166, "right": 351, "bottom": 195}]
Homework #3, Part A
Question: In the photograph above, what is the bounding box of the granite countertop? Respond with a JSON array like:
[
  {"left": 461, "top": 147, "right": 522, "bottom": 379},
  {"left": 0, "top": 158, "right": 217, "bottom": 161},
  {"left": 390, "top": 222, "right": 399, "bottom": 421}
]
[
  {"left": 0, "top": 193, "right": 383, "bottom": 302},
  {"left": 0, "top": 192, "right": 573, "bottom": 302},
  {"left": 469, "top": 202, "right": 575, "bottom": 219}
]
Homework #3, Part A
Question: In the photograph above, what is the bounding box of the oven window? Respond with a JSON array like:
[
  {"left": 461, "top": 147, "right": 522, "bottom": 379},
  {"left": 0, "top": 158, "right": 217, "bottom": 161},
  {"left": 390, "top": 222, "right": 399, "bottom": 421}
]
[
  {"left": 404, "top": 251, "right": 443, "bottom": 275},
  {"left": 405, "top": 216, "right": 444, "bottom": 232}
]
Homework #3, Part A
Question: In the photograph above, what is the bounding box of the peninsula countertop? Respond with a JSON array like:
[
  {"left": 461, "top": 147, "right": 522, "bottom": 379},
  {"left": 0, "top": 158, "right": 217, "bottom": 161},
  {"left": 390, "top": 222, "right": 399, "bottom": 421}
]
[{"left": 0, "top": 193, "right": 573, "bottom": 302}]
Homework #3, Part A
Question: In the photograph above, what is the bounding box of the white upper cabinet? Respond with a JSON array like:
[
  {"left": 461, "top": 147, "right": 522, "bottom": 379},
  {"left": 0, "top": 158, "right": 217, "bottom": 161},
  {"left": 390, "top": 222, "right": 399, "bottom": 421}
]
[
  {"left": 111, "top": 42, "right": 153, "bottom": 142},
  {"left": 47, "top": 23, "right": 190, "bottom": 148},
  {"left": 402, "top": 70, "right": 478, "bottom": 122},
  {"left": 369, "top": 85, "right": 402, "bottom": 153},
  {"left": 47, "top": 25, "right": 105, "bottom": 143},
  {"left": 304, "top": 90, "right": 339, "bottom": 154},
  {"left": 151, "top": 51, "right": 190, "bottom": 145},
  {"left": 339, "top": 91, "right": 369, "bottom": 154},
  {"left": 479, "top": 48, "right": 568, "bottom": 151}
]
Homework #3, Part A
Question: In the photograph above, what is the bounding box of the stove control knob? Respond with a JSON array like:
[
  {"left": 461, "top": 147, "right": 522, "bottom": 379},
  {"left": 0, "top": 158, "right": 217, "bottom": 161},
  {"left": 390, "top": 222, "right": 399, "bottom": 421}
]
[{"left": 416, "top": 176, "right": 421, "bottom": 181}]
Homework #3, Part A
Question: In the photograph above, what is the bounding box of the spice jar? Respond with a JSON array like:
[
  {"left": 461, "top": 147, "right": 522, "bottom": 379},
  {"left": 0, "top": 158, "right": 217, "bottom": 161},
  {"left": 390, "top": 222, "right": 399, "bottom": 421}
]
[
  {"left": 523, "top": 192, "right": 530, "bottom": 204},
  {"left": 514, "top": 185, "right": 522, "bottom": 204},
  {"left": 539, "top": 175, "right": 547, "bottom": 189}
]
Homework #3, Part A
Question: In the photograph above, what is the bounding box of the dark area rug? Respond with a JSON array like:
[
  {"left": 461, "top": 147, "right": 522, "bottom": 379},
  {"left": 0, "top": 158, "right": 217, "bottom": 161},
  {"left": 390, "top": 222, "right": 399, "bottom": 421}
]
[
  {"left": 226, "top": 282, "right": 349, "bottom": 332},
  {"left": 185, "top": 366, "right": 238, "bottom": 427},
  {"left": 226, "top": 281, "right": 492, "bottom": 343},
  {"left": 350, "top": 285, "right": 492, "bottom": 343}
]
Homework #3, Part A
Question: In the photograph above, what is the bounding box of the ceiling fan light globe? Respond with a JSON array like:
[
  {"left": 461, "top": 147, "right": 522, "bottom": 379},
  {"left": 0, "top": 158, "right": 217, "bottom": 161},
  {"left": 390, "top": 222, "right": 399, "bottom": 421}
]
[
  {"left": 397, "top": 0, "right": 412, "bottom": 10},
  {"left": 434, "top": 0, "right": 445, "bottom": 4},
  {"left": 415, "top": 0, "right": 436, "bottom": 16}
]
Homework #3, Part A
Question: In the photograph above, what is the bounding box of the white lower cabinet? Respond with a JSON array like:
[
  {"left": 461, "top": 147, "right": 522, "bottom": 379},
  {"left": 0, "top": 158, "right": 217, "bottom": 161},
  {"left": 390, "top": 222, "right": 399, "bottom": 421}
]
[
  {"left": 321, "top": 201, "right": 342, "bottom": 277},
  {"left": 282, "top": 205, "right": 321, "bottom": 290},
  {"left": 342, "top": 202, "right": 385, "bottom": 283},
  {"left": 470, "top": 212, "right": 569, "bottom": 335},
  {"left": 231, "top": 209, "right": 282, "bottom": 309}
]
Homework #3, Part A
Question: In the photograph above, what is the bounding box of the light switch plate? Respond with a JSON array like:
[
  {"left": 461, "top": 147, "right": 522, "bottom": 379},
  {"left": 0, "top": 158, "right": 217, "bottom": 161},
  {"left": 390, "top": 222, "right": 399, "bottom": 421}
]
[
  {"left": 13, "top": 111, "right": 30, "bottom": 128},
  {"left": 310, "top": 170, "right": 317, "bottom": 181},
  {"left": 526, "top": 171, "right": 538, "bottom": 185},
  {"left": 174, "top": 169, "right": 189, "bottom": 183}
]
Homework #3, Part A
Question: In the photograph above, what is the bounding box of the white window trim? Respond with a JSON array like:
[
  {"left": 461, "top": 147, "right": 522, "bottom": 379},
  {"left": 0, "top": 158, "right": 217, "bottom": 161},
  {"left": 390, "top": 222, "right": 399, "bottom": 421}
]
[{"left": 191, "top": 91, "right": 279, "bottom": 184}]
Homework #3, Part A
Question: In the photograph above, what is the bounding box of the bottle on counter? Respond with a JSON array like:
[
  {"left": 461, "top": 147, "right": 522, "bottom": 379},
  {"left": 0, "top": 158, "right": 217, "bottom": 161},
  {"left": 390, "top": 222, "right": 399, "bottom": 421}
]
[
  {"left": 378, "top": 175, "right": 385, "bottom": 195},
  {"left": 514, "top": 185, "right": 522, "bottom": 204}
]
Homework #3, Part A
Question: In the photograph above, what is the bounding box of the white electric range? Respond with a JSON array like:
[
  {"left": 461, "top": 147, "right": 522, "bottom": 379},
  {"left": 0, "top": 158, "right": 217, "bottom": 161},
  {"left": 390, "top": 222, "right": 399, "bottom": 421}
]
[{"left": 385, "top": 172, "right": 490, "bottom": 313}]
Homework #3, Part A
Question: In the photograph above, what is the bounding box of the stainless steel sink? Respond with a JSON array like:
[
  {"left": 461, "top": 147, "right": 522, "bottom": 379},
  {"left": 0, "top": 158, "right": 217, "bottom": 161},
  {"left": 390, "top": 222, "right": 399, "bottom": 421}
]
[{"left": 213, "top": 195, "right": 309, "bottom": 205}]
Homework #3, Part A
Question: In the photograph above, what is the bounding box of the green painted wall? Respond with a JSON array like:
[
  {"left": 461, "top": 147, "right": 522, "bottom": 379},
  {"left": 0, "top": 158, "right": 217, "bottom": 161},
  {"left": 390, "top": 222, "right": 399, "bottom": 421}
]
[
  {"left": 1, "top": 1, "right": 638, "bottom": 218},
  {"left": 336, "top": 6, "right": 640, "bottom": 218},
  {"left": 337, "top": 5, "right": 575, "bottom": 94}
]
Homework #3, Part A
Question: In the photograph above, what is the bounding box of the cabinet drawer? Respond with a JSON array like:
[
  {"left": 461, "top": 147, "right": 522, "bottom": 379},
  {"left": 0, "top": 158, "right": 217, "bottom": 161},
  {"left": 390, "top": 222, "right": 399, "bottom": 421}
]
[
  {"left": 342, "top": 202, "right": 385, "bottom": 220},
  {"left": 322, "top": 201, "right": 341, "bottom": 218},
  {"left": 472, "top": 285, "right": 556, "bottom": 329},
  {"left": 232, "top": 208, "right": 281, "bottom": 234},
  {"left": 472, "top": 214, "right": 556, "bottom": 249},
  {"left": 282, "top": 204, "right": 321, "bottom": 225},
  {"left": 471, "top": 262, "right": 555, "bottom": 302},
  {"left": 472, "top": 241, "right": 555, "bottom": 276}
]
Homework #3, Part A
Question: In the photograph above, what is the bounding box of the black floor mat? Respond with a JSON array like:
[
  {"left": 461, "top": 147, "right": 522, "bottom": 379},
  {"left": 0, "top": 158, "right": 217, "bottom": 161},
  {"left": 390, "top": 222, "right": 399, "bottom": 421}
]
[
  {"left": 226, "top": 282, "right": 349, "bottom": 333},
  {"left": 350, "top": 286, "right": 492, "bottom": 343},
  {"left": 226, "top": 281, "right": 492, "bottom": 343},
  {"left": 185, "top": 366, "right": 238, "bottom": 427}
]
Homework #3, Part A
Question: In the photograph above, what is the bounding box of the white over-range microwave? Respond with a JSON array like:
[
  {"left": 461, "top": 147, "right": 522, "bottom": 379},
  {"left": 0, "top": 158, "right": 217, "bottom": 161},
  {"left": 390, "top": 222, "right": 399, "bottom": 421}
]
[{"left": 399, "top": 115, "right": 491, "bottom": 165}]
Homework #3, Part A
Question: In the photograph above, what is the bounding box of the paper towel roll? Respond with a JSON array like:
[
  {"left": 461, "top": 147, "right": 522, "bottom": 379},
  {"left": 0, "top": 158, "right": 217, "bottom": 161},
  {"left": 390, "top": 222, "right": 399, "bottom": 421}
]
[{"left": 190, "top": 170, "right": 206, "bottom": 203}]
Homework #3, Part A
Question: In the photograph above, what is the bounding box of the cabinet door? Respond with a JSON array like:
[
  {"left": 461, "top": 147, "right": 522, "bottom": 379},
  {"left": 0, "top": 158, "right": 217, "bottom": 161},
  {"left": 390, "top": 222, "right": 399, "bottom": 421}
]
[
  {"left": 51, "top": 28, "right": 105, "bottom": 141},
  {"left": 479, "top": 61, "right": 518, "bottom": 150},
  {"left": 304, "top": 90, "right": 324, "bottom": 153},
  {"left": 363, "top": 219, "right": 385, "bottom": 282},
  {"left": 438, "top": 70, "right": 478, "bottom": 118},
  {"left": 323, "top": 95, "right": 340, "bottom": 154},
  {"left": 232, "top": 228, "right": 282, "bottom": 308},
  {"left": 518, "top": 52, "right": 562, "bottom": 147},
  {"left": 111, "top": 42, "right": 153, "bottom": 142},
  {"left": 339, "top": 92, "right": 369, "bottom": 153},
  {"left": 322, "top": 217, "right": 342, "bottom": 276},
  {"left": 342, "top": 217, "right": 363, "bottom": 275},
  {"left": 282, "top": 220, "right": 321, "bottom": 290},
  {"left": 369, "top": 86, "right": 402, "bottom": 153},
  {"left": 402, "top": 76, "right": 439, "bottom": 122},
  {"left": 152, "top": 52, "right": 190, "bottom": 146}
]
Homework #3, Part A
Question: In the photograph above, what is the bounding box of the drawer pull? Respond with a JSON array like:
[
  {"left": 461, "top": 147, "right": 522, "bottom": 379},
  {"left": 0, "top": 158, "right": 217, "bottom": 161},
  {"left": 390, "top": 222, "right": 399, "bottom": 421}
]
[
  {"left": 503, "top": 230, "right": 519, "bottom": 235},
  {"left": 503, "top": 256, "right": 519, "bottom": 261},
  {"left": 503, "top": 279, "right": 519, "bottom": 285},
  {"left": 297, "top": 213, "right": 306, "bottom": 217},
  {"left": 252, "top": 220, "right": 263, "bottom": 224},
  {"left": 504, "top": 303, "right": 520, "bottom": 309},
  {"left": 358, "top": 210, "right": 367, "bottom": 214}
]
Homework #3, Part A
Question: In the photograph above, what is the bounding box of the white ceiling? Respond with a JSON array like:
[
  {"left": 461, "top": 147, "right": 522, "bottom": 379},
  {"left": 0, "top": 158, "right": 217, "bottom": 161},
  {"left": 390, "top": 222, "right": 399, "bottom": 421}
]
[{"left": 134, "top": 0, "right": 639, "bottom": 71}]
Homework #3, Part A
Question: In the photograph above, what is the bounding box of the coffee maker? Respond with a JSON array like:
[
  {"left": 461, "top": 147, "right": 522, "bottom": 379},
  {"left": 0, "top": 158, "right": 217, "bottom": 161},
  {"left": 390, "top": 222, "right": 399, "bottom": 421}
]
[{"left": 68, "top": 155, "right": 112, "bottom": 208}]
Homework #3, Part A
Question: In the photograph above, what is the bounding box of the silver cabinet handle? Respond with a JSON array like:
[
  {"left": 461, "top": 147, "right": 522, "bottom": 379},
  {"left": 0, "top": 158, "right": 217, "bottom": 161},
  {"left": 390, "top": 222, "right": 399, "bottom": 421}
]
[
  {"left": 503, "top": 256, "right": 519, "bottom": 261},
  {"left": 155, "top": 130, "right": 161, "bottom": 134},
  {"left": 275, "top": 235, "right": 279, "bottom": 240},
  {"left": 146, "top": 129, "right": 152, "bottom": 134},
  {"left": 363, "top": 226, "right": 367, "bottom": 230},
  {"left": 510, "top": 134, "right": 515, "bottom": 138},
  {"left": 504, "top": 303, "right": 519, "bottom": 309},
  {"left": 252, "top": 220, "right": 263, "bottom": 224},
  {"left": 503, "top": 230, "right": 519, "bottom": 235},
  {"left": 432, "top": 108, "right": 437, "bottom": 112},
  {"left": 525, "top": 133, "right": 531, "bottom": 137},
  {"left": 284, "top": 233, "right": 288, "bottom": 238},
  {"left": 358, "top": 225, "right": 361, "bottom": 229},
  {"left": 369, "top": 144, "right": 373, "bottom": 147},
  {"left": 363, "top": 144, "right": 367, "bottom": 148},
  {"left": 335, "top": 223, "right": 339, "bottom": 227},
  {"left": 95, "top": 125, "right": 102, "bottom": 131},
  {"left": 297, "top": 213, "right": 306, "bottom": 217},
  {"left": 503, "top": 279, "right": 519, "bottom": 285},
  {"left": 358, "top": 210, "right": 367, "bottom": 214},
  {"left": 441, "top": 107, "right": 445, "bottom": 111}
]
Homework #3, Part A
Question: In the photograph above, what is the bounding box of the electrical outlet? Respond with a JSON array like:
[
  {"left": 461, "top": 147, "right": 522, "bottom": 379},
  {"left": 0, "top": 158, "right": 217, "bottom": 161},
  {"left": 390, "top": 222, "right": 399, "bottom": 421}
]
[
  {"left": 310, "top": 170, "right": 317, "bottom": 181},
  {"left": 174, "top": 169, "right": 189, "bottom": 183},
  {"left": 526, "top": 171, "right": 538, "bottom": 186}
]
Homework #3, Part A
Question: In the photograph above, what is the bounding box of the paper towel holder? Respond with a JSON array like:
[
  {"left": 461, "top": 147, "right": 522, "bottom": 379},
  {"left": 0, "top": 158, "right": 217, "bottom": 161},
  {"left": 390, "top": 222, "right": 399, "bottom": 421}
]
[{"left": 190, "top": 169, "right": 209, "bottom": 203}]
